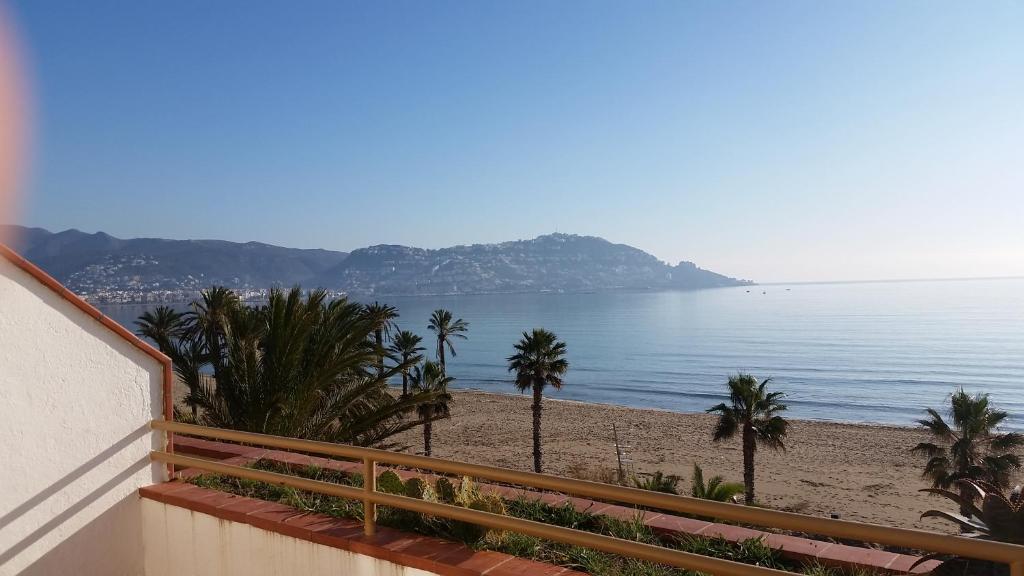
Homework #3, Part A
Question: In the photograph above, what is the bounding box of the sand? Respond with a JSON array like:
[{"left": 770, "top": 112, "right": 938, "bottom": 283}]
[{"left": 390, "top": 389, "right": 1020, "bottom": 532}]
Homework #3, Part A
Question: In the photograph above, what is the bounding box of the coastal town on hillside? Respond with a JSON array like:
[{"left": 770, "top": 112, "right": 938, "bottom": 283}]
[{"left": 12, "top": 228, "right": 749, "bottom": 302}]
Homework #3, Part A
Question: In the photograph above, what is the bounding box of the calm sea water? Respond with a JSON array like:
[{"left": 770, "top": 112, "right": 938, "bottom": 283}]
[{"left": 100, "top": 279, "right": 1024, "bottom": 430}]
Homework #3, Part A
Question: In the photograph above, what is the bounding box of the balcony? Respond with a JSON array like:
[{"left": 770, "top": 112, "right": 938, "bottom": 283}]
[
  {"left": 4, "top": 244, "right": 1024, "bottom": 576},
  {"left": 143, "top": 421, "right": 1023, "bottom": 576}
]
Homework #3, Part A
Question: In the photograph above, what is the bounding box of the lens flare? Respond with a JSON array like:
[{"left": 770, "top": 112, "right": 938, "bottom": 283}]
[{"left": 0, "top": 2, "right": 29, "bottom": 246}]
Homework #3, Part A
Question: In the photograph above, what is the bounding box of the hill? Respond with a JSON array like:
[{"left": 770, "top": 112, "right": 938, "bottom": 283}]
[
  {"left": 3, "top": 226, "right": 348, "bottom": 300},
  {"left": 2, "top": 227, "right": 749, "bottom": 300},
  {"left": 318, "top": 233, "right": 747, "bottom": 295}
]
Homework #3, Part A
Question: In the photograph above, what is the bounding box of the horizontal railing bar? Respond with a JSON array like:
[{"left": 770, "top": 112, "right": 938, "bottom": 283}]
[
  {"left": 152, "top": 450, "right": 365, "bottom": 501},
  {"left": 371, "top": 490, "right": 794, "bottom": 576},
  {"left": 152, "top": 451, "right": 791, "bottom": 576},
  {"left": 152, "top": 420, "right": 1024, "bottom": 565}
]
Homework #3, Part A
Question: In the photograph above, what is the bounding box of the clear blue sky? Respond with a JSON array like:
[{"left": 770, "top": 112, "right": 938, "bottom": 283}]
[{"left": 8, "top": 1, "right": 1024, "bottom": 282}]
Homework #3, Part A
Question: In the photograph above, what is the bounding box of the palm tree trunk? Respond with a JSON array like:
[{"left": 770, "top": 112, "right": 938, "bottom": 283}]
[
  {"left": 375, "top": 330, "right": 384, "bottom": 379},
  {"left": 742, "top": 424, "right": 756, "bottom": 505},
  {"left": 532, "top": 384, "right": 543, "bottom": 473},
  {"left": 187, "top": 381, "right": 199, "bottom": 420},
  {"left": 401, "top": 371, "right": 408, "bottom": 397},
  {"left": 208, "top": 325, "right": 226, "bottom": 388},
  {"left": 424, "top": 419, "right": 433, "bottom": 457},
  {"left": 437, "top": 338, "right": 446, "bottom": 372}
]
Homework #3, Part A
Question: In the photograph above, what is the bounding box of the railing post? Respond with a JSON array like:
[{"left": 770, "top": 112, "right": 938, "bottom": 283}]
[
  {"left": 363, "top": 457, "right": 376, "bottom": 536},
  {"left": 163, "top": 426, "right": 174, "bottom": 480},
  {"left": 1011, "top": 561, "right": 1024, "bottom": 576},
  {"left": 162, "top": 362, "right": 175, "bottom": 480}
]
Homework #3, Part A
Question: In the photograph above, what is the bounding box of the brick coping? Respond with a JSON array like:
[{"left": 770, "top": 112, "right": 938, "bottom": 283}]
[
  {"left": 140, "top": 481, "right": 584, "bottom": 576},
  {"left": 172, "top": 435, "right": 941, "bottom": 575}
]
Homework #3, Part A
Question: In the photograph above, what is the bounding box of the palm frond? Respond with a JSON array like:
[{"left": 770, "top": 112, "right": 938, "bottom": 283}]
[
  {"left": 506, "top": 328, "right": 569, "bottom": 395},
  {"left": 920, "top": 510, "right": 988, "bottom": 532},
  {"left": 919, "top": 488, "right": 984, "bottom": 519}
]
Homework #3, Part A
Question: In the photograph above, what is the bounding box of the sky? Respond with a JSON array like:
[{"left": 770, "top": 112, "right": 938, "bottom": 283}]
[{"left": 5, "top": 1, "right": 1023, "bottom": 283}]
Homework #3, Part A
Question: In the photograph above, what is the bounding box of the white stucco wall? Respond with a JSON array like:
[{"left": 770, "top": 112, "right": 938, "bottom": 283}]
[
  {"left": 0, "top": 256, "right": 165, "bottom": 576},
  {"left": 141, "top": 499, "right": 440, "bottom": 576}
]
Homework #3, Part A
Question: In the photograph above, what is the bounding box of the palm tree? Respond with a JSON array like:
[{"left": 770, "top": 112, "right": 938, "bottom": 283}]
[
  {"left": 410, "top": 360, "right": 453, "bottom": 456},
  {"left": 427, "top": 309, "right": 468, "bottom": 373},
  {"left": 707, "top": 374, "right": 788, "bottom": 505},
  {"left": 364, "top": 302, "right": 398, "bottom": 379},
  {"left": 507, "top": 328, "right": 569, "bottom": 473},
  {"left": 151, "top": 286, "right": 436, "bottom": 447},
  {"left": 135, "top": 305, "right": 201, "bottom": 419},
  {"left": 912, "top": 389, "right": 1023, "bottom": 518},
  {"left": 169, "top": 335, "right": 206, "bottom": 420},
  {"left": 188, "top": 286, "right": 239, "bottom": 383},
  {"left": 389, "top": 330, "right": 425, "bottom": 396},
  {"left": 691, "top": 464, "right": 745, "bottom": 502},
  {"left": 134, "top": 305, "right": 186, "bottom": 352}
]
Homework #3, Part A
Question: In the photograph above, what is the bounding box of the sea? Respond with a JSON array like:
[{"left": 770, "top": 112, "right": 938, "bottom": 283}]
[{"left": 99, "top": 278, "right": 1024, "bottom": 430}]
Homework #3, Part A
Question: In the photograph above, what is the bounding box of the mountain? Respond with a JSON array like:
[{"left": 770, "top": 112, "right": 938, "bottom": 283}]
[
  {"left": 2, "top": 227, "right": 750, "bottom": 301},
  {"left": 317, "top": 233, "right": 748, "bottom": 295},
  {"left": 3, "top": 226, "right": 348, "bottom": 300}
]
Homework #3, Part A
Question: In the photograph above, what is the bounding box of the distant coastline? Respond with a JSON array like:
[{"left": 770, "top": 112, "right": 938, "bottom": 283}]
[
  {"left": 5, "top": 226, "right": 749, "bottom": 302},
  {"left": 762, "top": 275, "right": 1024, "bottom": 286}
]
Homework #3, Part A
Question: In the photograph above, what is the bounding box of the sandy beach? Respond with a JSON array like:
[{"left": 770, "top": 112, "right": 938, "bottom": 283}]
[
  {"left": 173, "top": 379, "right": 1018, "bottom": 532},
  {"left": 391, "top": 389, "right": 1021, "bottom": 533}
]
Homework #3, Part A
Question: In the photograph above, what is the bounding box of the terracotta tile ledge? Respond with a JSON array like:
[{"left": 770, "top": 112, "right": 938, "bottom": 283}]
[
  {"left": 140, "top": 481, "right": 585, "bottom": 576},
  {"left": 172, "top": 436, "right": 941, "bottom": 575}
]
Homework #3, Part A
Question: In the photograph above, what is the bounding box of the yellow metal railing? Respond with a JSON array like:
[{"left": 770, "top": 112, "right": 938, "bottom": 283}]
[{"left": 150, "top": 420, "right": 1024, "bottom": 576}]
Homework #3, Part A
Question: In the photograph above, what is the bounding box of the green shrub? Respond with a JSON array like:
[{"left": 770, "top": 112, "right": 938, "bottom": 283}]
[
  {"left": 690, "top": 464, "right": 744, "bottom": 502},
  {"left": 404, "top": 477, "right": 428, "bottom": 499},
  {"left": 191, "top": 463, "right": 863, "bottom": 575},
  {"left": 376, "top": 470, "right": 406, "bottom": 495},
  {"left": 633, "top": 471, "right": 680, "bottom": 494},
  {"left": 414, "top": 477, "right": 507, "bottom": 542},
  {"left": 435, "top": 477, "right": 457, "bottom": 504}
]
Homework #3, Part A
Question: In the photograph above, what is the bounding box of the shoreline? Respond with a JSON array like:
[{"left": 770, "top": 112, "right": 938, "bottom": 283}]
[{"left": 447, "top": 385, "right": 923, "bottom": 433}]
